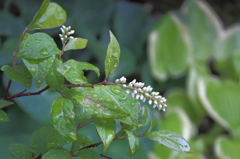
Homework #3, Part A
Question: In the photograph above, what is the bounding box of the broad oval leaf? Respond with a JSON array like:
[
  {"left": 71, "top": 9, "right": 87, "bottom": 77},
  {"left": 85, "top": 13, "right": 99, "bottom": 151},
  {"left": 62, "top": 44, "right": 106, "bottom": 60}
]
[
  {"left": 17, "top": 33, "right": 62, "bottom": 59},
  {"left": 50, "top": 97, "right": 77, "bottom": 140},
  {"left": 137, "top": 105, "right": 150, "bottom": 131},
  {"left": 104, "top": 31, "right": 121, "bottom": 78},
  {"left": 148, "top": 12, "right": 192, "bottom": 81},
  {"left": 71, "top": 134, "right": 93, "bottom": 153},
  {"left": 72, "top": 99, "right": 91, "bottom": 124},
  {"left": 57, "top": 60, "right": 99, "bottom": 85},
  {"left": 28, "top": 2, "right": 66, "bottom": 31},
  {"left": 125, "top": 130, "right": 139, "bottom": 156},
  {"left": 0, "top": 109, "right": 9, "bottom": 122},
  {"left": 1, "top": 65, "right": 32, "bottom": 88},
  {"left": 75, "top": 149, "right": 102, "bottom": 159},
  {"left": 42, "top": 148, "right": 71, "bottom": 159},
  {"left": 0, "top": 100, "right": 14, "bottom": 108},
  {"left": 94, "top": 118, "right": 116, "bottom": 152},
  {"left": 146, "top": 130, "right": 191, "bottom": 152},
  {"left": 8, "top": 144, "right": 32, "bottom": 159},
  {"left": 22, "top": 55, "right": 56, "bottom": 88},
  {"left": 64, "top": 38, "right": 88, "bottom": 51}
]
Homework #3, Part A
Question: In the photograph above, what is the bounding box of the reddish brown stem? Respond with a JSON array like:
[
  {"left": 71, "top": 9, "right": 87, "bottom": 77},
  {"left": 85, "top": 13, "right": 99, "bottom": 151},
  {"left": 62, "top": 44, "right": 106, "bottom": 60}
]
[
  {"left": 3, "top": 86, "right": 49, "bottom": 100},
  {"left": 77, "top": 119, "right": 94, "bottom": 131}
]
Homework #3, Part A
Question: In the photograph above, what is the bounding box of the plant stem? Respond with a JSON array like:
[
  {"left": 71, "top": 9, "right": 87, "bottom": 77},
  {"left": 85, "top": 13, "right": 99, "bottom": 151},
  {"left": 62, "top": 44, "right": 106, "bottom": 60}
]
[{"left": 77, "top": 119, "right": 94, "bottom": 131}]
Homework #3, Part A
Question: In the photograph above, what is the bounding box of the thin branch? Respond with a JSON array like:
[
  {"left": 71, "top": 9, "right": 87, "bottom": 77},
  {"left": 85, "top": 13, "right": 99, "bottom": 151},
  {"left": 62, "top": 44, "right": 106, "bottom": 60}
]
[
  {"left": 4, "top": 86, "right": 49, "bottom": 100},
  {"left": 77, "top": 119, "right": 94, "bottom": 131},
  {"left": 80, "top": 141, "right": 103, "bottom": 150},
  {"left": 4, "top": 80, "right": 12, "bottom": 99},
  {"left": 100, "top": 154, "right": 113, "bottom": 159}
]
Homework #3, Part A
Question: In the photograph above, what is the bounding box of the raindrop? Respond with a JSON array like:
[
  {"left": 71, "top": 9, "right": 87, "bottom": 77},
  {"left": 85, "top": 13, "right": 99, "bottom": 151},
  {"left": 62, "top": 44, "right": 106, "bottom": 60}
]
[
  {"left": 93, "top": 111, "right": 98, "bottom": 115},
  {"left": 112, "top": 52, "right": 119, "bottom": 58},
  {"left": 84, "top": 104, "right": 90, "bottom": 108},
  {"left": 35, "top": 40, "right": 40, "bottom": 43},
  {"left": 16, "top": 150, "right": 21, "bottom": 154},
  {"left": 40, "top": 48, "right": 49, "bottom": 56},
  {"left": 26, "top": 43, "right": 30, "bottom": 47},
  {"left": 69, "top": 113, "right": 75, "bottom": 119},
  {"left": 98, "top": 97, "right": 103, "bottom": 101},
  {"left": 113, "top": 64, "right": 118, "bottom": 68},
  {"left": 113, "top": 106, "right": 117, "bottom": 109},
  {"left": 95, "top": 104, "right": 100, "bottom": 108},
  {"left": 46, "top": 140, "right": 60, "bottom": 149},
  {"left": 29, "top": 68, "right": 36, "bottom": 74},
  {"left": 131, "top": 103, "right": 135, "bottom": 107},
  {"left": 30, "top": 55, "right": 34, "bottom": 58},
  {"left": 110, "top": 86, "right": 121, "bottom": 94},
  {"left": 92, "top": 94, "right": 98, "bottom": 98},
  {"left": 106, "top": 98, "right": 111, "bottom": 102}
]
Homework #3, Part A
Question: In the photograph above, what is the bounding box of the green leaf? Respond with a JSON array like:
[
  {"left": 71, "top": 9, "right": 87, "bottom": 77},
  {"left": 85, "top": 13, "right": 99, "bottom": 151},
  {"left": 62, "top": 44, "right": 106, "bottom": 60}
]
[
  {"left": 30, "top": 124, "right": 74, "bottom": 157},
  {"left": 17, "top": 33, "right": 62, "bottom": 59},
  {"left": 94, "top": 118, "right": 116, "bottom": 152},
  {"left": 182, "top": 0, "right": 223, "bottom": 61},
  {"left": 0, "top": 109, "right": 9, "bottom": 122},
  {"left": 42, "top": 148, "right": 71, "bottom": 159},
  {"left": 71, "top": 134, "right": 93, "bottom": 153},
  {"left": 64, "top": 38, "right": 88, "bottom": 51},
  {"left": 141, "top": 118, "right": 156, "bottom": 136},
  {"left": 57, "top": 60, "right": 99, "bottom": 84},
  {"left": 28, "top": 2, "right": 66, "bottom": 31},
  {"left": 75, "top": 149, "right": 102, "bottom": 159},
  {"left": 104, "top": 31, "right": 121, "bottom": 78},
  {"left": 50, "top": 97, "right": 77, "bottom": 140},
  {"left": 148, "top": 12, "right": 191, "bottom": 81},
  {"left": 198, "top": 77, "right": 240, "bottom": 136},
  {"left": 45, "top": 58, "right": 64, "bottom": 90},
  {"left": 1, "top": 65, "right": 32, "bottom": 88},
  {"left": 137, "top": 105, "right": 150, "bottom": 131},
  {"left": 9, "top": 144, "right": 32, "bottom": 159},
  {"left": 146, "top": 130, "right": 191, "bottom": 152},
  {"left": 22, "top": 55, "right": 55, "bottom": 88},
  {"left": 0, "top": 100, "right": 14, "bottom": 108},
  {"left": 215, "top": 136, "right": 240, "bottom": 159},
  {"left": 125, "top": 130, "right": 139, "bottom": 156}
]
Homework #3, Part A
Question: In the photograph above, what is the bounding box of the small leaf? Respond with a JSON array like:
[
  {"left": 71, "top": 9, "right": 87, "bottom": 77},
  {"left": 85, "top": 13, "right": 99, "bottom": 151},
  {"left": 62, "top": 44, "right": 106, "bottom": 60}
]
[
  {"left": 125, "top": 130, "right": 139, "bottom": 156},
  {"left": 64, "top": 38, "right": 88, "bottom": 51},
  {"left": 141, "top": 118, "right": 156, "bottom": 136},
  {"left": 50, "top": 97, "right": 77, "bottom": 140},
  {"left": 71, "top": 134, "right": 93, "bottom": 153},
  {"left": 45, "top": 58, "right": 64, "bottom": 90},
  {"left": 8, "top": 144, "right": 32, "bottom": 159},
  {"left": 22, "top": 55, "right": 55, "bottom": 88},
  {"left": 42, "top": 148, "right": 71, "bottom": 159},
  {"left": 146, "top": 130, "right": 191, "bottom": 152},
  {"left": 0, "top": 109, "right": 9, "bottom": 122},
  {"left": 94, "top": 118, "right": 116, "bottom": 152},
  {"left": 30, "top": 124, "right": 74, "bottom": 157},
  {"left": 104, "top": 31, "right": 121, "bottom": 78},
  {"left": 75, "top": 149, "right": 102, "bottom": 159},
  {"left": 0, "top": 100, "right": 14, "bottom": 108},
  {"left": 28, "top": 2, "right": 66, "bottom": 31},
  {"left": 137, "top": 105, "right": 150, "bottom": 131},
  {"left": 57, "top": 60, "right": 99, "bottom": 84},
  {"left": 17, "top": 33, "right": 62, "bottom": 59},
  {"left": 1, "top": 65, "right": 32, "bottom": 88}
]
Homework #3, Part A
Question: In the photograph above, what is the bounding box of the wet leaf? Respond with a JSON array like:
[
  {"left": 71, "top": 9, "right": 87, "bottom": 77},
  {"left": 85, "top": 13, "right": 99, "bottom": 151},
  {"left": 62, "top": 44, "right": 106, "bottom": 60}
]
[
  {"left": 17, "top": 33, "right": 62, "bottom": 59},
  {"left": 146, "top": 130, "right": 191, "bottom": 152},
  {"left": 57, "top": 60, "right": 99, "bottom": 84},
  {"left": 0, "top": 109, "right": 9, "bottom": 122},
  {"left": 22, "top": 55, "right": 55, "bottom": 88},
  {"left": 104, "top": 31, "right": 120, "bottom": 78},
  {"left": 28, "top": 2, "right": 66, "bottom": 31},
  {"left": 50, "top": 97, "right": 77, "bottom": 140},
  {"left": 141, "top": 118, "right": 156, "bottom": 136},
  {"left": 8, "top": 144, "right": 32, "bottom": 159},
  {"left": 125, "top": 130, "right": 139, "bottom": 156},
  {"left": 75, "top": 149, "right": 102, "bottom": 159},
  {"left": 137, "top": 105, "right": 150, "bottom": 131},
  {"left": 64, "top": 38, "right": 88, "bottom": 51},
  {"left": 0, "top": 100, "right": 14, "bottom": 108},
  {"left": 94, "top": 118, "right": 116, "bottom": 152},
  {"left": 71, "top": 134, "right": 93, "bottom": 153},
  {"left": 42, "top": 148, "right": 71, "bottom": 159},
  {"left": 72, "top": 99, "right": 91, "bottom": 124},
  {"left": 1, "top": 65, "right": 32, "bottom": 88}
]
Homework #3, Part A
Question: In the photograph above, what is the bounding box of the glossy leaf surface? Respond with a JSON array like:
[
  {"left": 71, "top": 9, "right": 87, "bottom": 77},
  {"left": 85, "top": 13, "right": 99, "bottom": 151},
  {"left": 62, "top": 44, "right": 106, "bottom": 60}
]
[
  {"left": 148, "top": 12, "right": 191, "bottom": 81},
  {"left": 18, "top": 33, "right": 62, "bottom": 59},
  {"left": 8, "top": 144, "right": 32, "bottom": 159},
  {"left": 146, "top": 130, "right": 191, "bottom": 152},
  {"left": 104, "top": 31, "right": 120, "bottom": 78},
  {"left": 71, "top": 134, "right": 93, "bottom": 153},
  {"left": 72, "top": 99, "right": 91, "bottom": 124},
  {"left": 0, "top": 109, "right": 9, "bottom": 122},
  {"left": 22, "top": 55, "right": 55, "bottom": 88},
  {"left": 57, "top": 60, "right": 99, "bottom": 84},
  {"left": 75, "top": 149, "right": 102, "bottom": 159},
  {"left": 28, "top": 2, "right": 66, "bottom": 31},
  {"left": 1, "top": 65, "right": 32, "bottom": 88},
  {"left": 137, "top": 105, "right": 150, "bottom": 131},
  {"left": 42, "top": 148, "right": 71, "bottom": 159},
  {"left": 0, "top": 100, "right": 14, "bottom": 108},
  {"left": 125, "top": 130, "right": 139, "bottom": 156},
  {"left": 94, "top": 118, "right": 116, "bottom": 152},
  {"left": 64, "top": 38, "right": 88, "bottom": 51},
  {"left": 50, "top": 97, "right": 76, "bottom": 140}
]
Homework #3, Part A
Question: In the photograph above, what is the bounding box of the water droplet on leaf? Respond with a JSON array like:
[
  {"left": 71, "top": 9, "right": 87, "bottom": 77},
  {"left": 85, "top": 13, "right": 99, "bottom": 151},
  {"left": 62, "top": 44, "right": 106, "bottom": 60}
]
[
  {"left": 112, "top": 52, "right": 119, "bottom": 58},
  {"left": 92, "top": 94, "right": 98, "bottom": 98},
  {"left": 29, "top": 68, "right": 36, "bottom": 74},
  {"left": 40, "top": 48, "right": 49, "bottom": 56},
  {"left": 111, "top": 86, "right": 121, "bottom": 94}
]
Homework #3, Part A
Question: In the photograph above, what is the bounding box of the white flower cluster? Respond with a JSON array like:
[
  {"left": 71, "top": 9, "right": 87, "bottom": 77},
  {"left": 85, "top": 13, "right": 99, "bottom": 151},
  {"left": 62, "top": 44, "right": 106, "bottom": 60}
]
[
  {"left": 59, "top": 25, "right": 75, "bottom": 43},
  {"left": 115, "top": 76, "right": 167, "bottom": 111}
]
